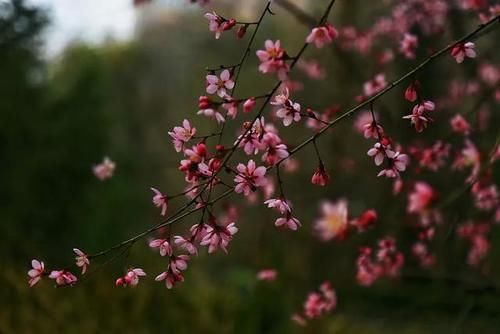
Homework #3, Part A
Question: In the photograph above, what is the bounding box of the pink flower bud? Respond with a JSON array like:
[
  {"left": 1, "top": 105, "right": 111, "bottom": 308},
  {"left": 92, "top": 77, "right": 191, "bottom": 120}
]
[{"left": 243, "top": 97, "right": 256, "bottom": 113}]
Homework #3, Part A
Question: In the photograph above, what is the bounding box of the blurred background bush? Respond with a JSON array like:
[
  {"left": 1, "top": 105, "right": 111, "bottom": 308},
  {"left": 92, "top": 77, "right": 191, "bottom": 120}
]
[{"left": 1, "top": 0, "right": 499, "bottom": 332}]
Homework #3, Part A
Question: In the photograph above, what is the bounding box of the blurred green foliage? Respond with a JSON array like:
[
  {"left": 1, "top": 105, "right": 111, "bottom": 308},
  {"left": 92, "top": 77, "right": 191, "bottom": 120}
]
[{"left": 1, "top": 0, "right": 500, "bottom": 333}]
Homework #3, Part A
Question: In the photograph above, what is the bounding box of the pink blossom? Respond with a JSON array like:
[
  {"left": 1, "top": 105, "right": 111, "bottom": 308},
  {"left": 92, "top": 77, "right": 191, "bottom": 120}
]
[
  {"left": 451, "top": 42, "right": 476, "bottom": 63},
  {"left": 363, "top": 120, "right": 383, "bottom": 139},
  {"left": 223, "top": 100, "right": 238, "bottom": 119},
  {"left": 407, "top": 182, "right": 435, "bottom": 213},
  {"left": 403, "top": 100, "right": 436, "bottom": 133},
  {"left": 236, "top": 117, "right": 266, "bottom": 155},
  {"left": 168, "top": 119, "right": 196, "bottom": 152},
  {"left": 243, "top": 98, "right": 256, "bottom": 113},
  {"left": 306, "top": 23, "right": 338, "bottom": 48},
  {"left": 170, "top": 254, "right": 190, "bottom": 273},
  {"left": 200, "top": 221, "right": 238, "bottom": 253},
  {"left": 314, "top": 200, "right": 348, "bottom": 241},
  {"left": 197, "top": 107, "right": 225, "bottom": 124},
  {"left": 234, "top": 160, "right": 267, "bottom": 196},
  {"left": 204, "top": 12, "right": 235, "bottom": 39},
  {"left": 173, "top": 236, "right": 198, "bottom": 255},
  {"left": 399, "top": 33, "right": 418, "bottom": 59},
  {"left": 275, "top": 215, "right": 301, "bottom": 231},
  {"left": 262, "top": 142, "right": 289, "bottom": 166},
  {"left": 472, "top": 183, "right": 499, "bottom": 211},
  {"left": 206, "top": 69, "right": 234, "bottom": 98},
  {"left": 367, "top": 142, "right": 389, "bottom": 166},
  {"left": 311, "top": 164, "right": 330, "bottom": 186},
  {"left": 151, "top": 187, "right": 168, "bottom": 216},
  {"left": 264, "top": 198, "right": 291, "bottom": 214},
  {"left": 296, "top": 281, "right": 336, "bottom": 322},
  {"left": 363, "top": 73, "right": 387, "bottom": 97},
  {"left": 353, "top": 110, "right": 378, "bottom": 138},
  {"left": 149, "top": 239, "right": 173, "bottom": 257},
  {"left": 271, "top": 88, "right": 301, "bottom": 126},
  {"left": 453, "top": 139, "right": 481, "bottom": 183},
  {"left": 115, "top": 268, "right": 146, "bottom": 287},
  {"left": 93, "top": 157, "right": 116, "bottom": 181},
  {"left": 155, "top": 268, "right": 184, "bottom": 289},
  {"left": 28, "top": 259, "right": 45, "bottom": 287},
  {"left": 450, "top": 114, "right": 471, "bottom": 135},
  {"left": 49, "top": 270, "right": 78, "bottom": 286},
  {"left": 404, "top": 81, "right": 419, "bottom": 102},
  {"left": 256, "top": 40, "right": 290, "bottom": 79},
  {"left": 377, "top": 151, "right": 409, "bottom": 178},
  {"left": 351, "top": 209, "right": 378, "bottom": 232},
  {"left": 457, "top": 222, "right": 490, "bottom": 267},
  {"left": 73, "top": 248, "right": 90, "bottom": 274},
  {"left": 257, "top": 269, "right": 277, "bottom": 281},
  {"left": 356, "top": 237, "right": 404, "bottom": 286}
]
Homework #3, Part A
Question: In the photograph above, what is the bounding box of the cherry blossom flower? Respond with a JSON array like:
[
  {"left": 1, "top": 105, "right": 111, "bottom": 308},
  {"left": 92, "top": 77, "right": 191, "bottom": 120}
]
[
  {"left": 155, "top": 268, "right": 185, "bottom": 289},
  {"left": 451, "top": 42, "right": 476, "bottom": 63},
  {"left": 206, "top": 69, "right": 235, "bottom": 98},
  {"left": 356, "top": 237, "right": 404, "bottom": 286},
  {"left": 236, "top": 25, "right": 247, "bottom": 39},
  {"left": 311, "top": 164, "right": 330, "bottom": 186},
  {"left": 271, "top": 88, "right": 301, "bottom": 126},
  {"left": 412, "top": 242, "right": 435, "bottom": 268},
  {"left": 257, "top": 269, "right": 277, "bottom": 281},
  {"left": 151, "top": 187, "right": 168, "bottom": 216},
  {"left": 362, "top": 120, "right": 384, "bottom": 139},
  {"left": 168, "top": 119, "right": 196, "bottom": 152},
  {"left": 170, "top": 254, "right": 190, "bottom": 273},
  {"left": 173, "top": 236, "right": 198, "bottom": 255},
  {"left": 236, "top": 117, "right": 266, "bottom": 155},
  {"left": 197, "top": 107, "right": 225, "bottom": 124},
  {"left": 472, "top": 183, "right": 499, "bottom": 211},
  {"left": 200, "top": 221, "right": 238, "bottom": 253},
  {"left": 399, "top": 33, "right": 418, "bottom": 59},
  {"left": 93, "top": 157, "right": 116, "bottom": 181},
  {"left": 363, "top": 73, "right": 387, "bottom": 97},
  {"left": 403, "top": 100, "right": 436, "bottom": 133},
  {"left": 149, "top": 239, "right": 173, "bottom": 257},
  {"left": 450, "top": 114, "right": 471, "bottom": 135},
  {"left": 353, "top": 110, "right": 378, "bottom": 137},
  {"left": 412, "top": 140, "right": 450, "bottom": 171},
  {"left": 264, "top": 198, "right": 292, "bottom": 214},
  {"left": 407, "top": 182, "right": 435, "bottom": 213},
  {"left": 453, "top": 139, "right": 481, "bottom": 183},
  {"left": 303, "top": 282, "right": 336, "bottom": 319},
  {"left": 28, "top": 259, "right": 45, "bottom": 287},
  {"left": 204, "top": 12, "right": 235, "bottom": 39},
  {"left": 377, "top": 151, "right": 409, "bottom": 178},
  {"left": 275, "top": 215, "right": 301, "bottom": 231},
  {"left": 49, "top": 270, "right": 78, "bottom": 286},
  {"left": 256, "top": 40, "right": 290, "bottom": 79},
  {"left": 293, "top": 281, "right": 336, "bottom": 324},
  {"left": 367, "top": 142, "right": 388, "bottom": 166},
  {"left": 351, "top": 209, "right": 377, "bottom": 232},
  {"left": 73, "top": 248, "right": 90, "bottom": 274},
  {"left": 115, "top": 268, "right": 146, "bottom": 287},
  {"left": 404, "top": 81, "right": 419, "bottom": 102},
  {"left": 306, "top": 23, "right": 338, "bottom": 48},
  {"left": 243, "top": 98, "right": 256, "bottom": 113},
  {"left": 314, "top": 200, "right": 348, "bottom": 241},
  {"left": 234, "top": 160, "right": 267, "bottom": 196},
  {"left": 262, "top": 141, "right": 289, "bottom": 166},
  {"left": 457, "top": 222, "right": 490, "bottom": 267}
]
